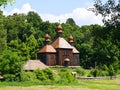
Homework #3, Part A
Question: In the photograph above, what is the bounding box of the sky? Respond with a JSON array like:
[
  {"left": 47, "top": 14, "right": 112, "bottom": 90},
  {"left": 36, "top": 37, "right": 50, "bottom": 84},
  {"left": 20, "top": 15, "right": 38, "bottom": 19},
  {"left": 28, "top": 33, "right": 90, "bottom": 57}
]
[{"left": 0, "top": 0, "right": 103, "bottom": 26}]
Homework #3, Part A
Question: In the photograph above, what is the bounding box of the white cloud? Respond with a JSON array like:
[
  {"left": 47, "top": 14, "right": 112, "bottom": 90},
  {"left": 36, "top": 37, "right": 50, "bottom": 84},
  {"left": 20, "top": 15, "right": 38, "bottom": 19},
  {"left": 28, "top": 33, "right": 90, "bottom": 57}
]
[
  {"left": 3, "top": 3, "right": 35, "bottom": 15},
  {"left": 2, "top": 3, "right": 103, "bottom": 26},
  {"left": 40, "top": 8, "right": 103, "bottom": 26}
]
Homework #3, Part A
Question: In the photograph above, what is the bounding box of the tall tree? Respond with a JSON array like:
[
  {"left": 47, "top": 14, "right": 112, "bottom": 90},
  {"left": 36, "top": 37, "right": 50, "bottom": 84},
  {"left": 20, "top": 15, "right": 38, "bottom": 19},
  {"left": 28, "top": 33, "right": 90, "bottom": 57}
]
[
  {"left": 26, "top": 34, "right": 38, "bottom": 59},
  {"left": 93, "top": 0, "right": 120, "bottom": 69},
  {"left": 27, "top": 11, "right": 42, "bottom": 28},
  {"left": 94, "top": 0, "right": 120, "bottom": 46},
  {"left": 66, "top": 18, "right": 76, "bottom": 26},
  {"left": 0, "top": 11, "right": 7, "bottom": 54}
]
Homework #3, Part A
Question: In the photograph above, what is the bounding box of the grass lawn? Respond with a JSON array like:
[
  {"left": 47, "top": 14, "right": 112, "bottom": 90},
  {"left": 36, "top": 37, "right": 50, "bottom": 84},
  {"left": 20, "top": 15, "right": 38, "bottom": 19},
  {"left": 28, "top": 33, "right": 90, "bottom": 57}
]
[
  {"left": 0, "top": 78, "right": 120, "bottom": 90},
  {"left": 80, "top": 78, "right": 120, "bottom": 90}
]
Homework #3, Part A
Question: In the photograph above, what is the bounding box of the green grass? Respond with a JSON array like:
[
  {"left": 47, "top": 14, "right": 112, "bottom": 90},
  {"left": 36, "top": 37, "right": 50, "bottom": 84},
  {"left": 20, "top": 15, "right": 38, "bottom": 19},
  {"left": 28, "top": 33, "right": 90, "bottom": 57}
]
[
  {"left": 0, "top": 78, "right": 120, "bottom": 90},
  {"left": 79, "top": 78, "right": 120, "bottom": 90}
]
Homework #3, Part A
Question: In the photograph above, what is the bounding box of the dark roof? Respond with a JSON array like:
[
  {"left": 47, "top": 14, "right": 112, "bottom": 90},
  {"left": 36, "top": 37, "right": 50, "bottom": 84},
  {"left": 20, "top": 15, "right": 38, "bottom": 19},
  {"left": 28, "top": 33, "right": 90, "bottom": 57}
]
[
  {"left": 52, "top": 37, "right": 73, "bottom": 49},
  {"left": 38, "top": 45, "right": 56, "bottom": 53},
  {"left": 23, "top": 60, "right": 48, "bottom": 70}
]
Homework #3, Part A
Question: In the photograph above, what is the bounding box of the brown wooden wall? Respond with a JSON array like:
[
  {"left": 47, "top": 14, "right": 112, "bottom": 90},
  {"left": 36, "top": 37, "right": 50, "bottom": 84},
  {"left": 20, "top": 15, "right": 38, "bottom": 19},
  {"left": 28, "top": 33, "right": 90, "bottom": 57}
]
[
  {"left": 72, "top": 54, "right": 80, "bottom": 66},
  {"left": 56, "top": 48, "right": 73, "bottom": 66},
  {"left": 46, "top": 53, "right": 56, "bottom": 66},
  {"left": 37, "top": 49, "right": 80, "bottom": 66},
  {"left": 37, "top": 53, "right": 47, "bottom": 64}
]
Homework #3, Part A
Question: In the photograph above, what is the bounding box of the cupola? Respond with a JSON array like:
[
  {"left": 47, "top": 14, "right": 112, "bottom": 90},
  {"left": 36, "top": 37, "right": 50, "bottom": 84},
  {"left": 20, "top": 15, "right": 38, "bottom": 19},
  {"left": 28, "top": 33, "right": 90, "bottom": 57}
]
[
  {"left": 68, "top": 35, "right": 74, "bottom": 46},
  {"left": 56, "top": 24, "right": 62, "bottom": 37},
  {"left": 44, "top": 34, "right": 50, "bottom": 45}
]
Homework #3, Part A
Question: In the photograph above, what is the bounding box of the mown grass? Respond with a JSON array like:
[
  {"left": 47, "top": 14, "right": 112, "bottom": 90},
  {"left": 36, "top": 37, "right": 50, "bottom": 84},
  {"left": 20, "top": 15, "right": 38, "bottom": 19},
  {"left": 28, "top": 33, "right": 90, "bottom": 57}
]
[
  {"left": 80, "top": 78, "right": 120, "bottom": 90},
  {"left": 0, "top": 78, "right": 120, "bottom": 90}
]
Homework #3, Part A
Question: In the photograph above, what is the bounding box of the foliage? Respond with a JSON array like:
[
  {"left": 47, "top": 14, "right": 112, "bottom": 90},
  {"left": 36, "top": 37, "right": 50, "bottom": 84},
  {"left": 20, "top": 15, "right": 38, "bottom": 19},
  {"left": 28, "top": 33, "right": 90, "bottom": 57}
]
[
  {"left": 73, "top": 67, "right": 85, "bottom": 76},
  {"left": 88, "top": 65, "right": 117, "bottom": 77},
  {"left": 21, "top": 71, "right": 37, "bottom": 81},
  {"left": 66, "top": 18, "right": 76, "bottom": 26},
  {"left": 0, "top": 11, "right": 7, "bottom": 54},
  {"left": 0, "top": 0, "right": 15, "bottom": 7},
  {"left": 88, "top": 66, "right": 108, "bottom": 77},
  {"left": 57, "top": 68, "right": 77, "bottom": 84},
  {"left": 93, "top": 0, "right": 120, "bottom": 71},
  {"left": 34, "top": 69, "right": 47, "bottom": 81},
  {"left": 43, "top": 68, "right": 56, "bottom": 81},
  {"left": 0, "top": 50, "right": 24, "bottom": 81}
]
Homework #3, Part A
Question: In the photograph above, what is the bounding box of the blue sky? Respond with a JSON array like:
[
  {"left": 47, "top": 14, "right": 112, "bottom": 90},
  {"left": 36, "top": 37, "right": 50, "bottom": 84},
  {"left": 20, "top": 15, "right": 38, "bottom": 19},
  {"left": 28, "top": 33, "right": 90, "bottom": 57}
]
[{"left": 0, "top": 0, "right": 103, "bottom": 26}]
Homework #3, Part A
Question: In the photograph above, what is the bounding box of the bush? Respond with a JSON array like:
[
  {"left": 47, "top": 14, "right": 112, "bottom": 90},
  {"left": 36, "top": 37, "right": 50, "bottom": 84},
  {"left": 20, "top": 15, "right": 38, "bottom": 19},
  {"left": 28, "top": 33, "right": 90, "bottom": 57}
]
[
  {"left": 21, "top": 71, "right": 37, "bottom": 81},
  {"left": 88, "top": 66, "right": 110, "bottom": 77},
  {"left": 4, "top": 74, "right": 15, "bottom": 81},
  {"left": 58, "top": 69, "right": 77, "bottom": 84},
  {"left": 73, "top": 67, "right": 85, "bottom": 76},
  {"left": 34, "top": 69, "right": 47, "bottom": 81},
  {"left": 108, "top": 65, "right": 116, "bottom": 79},
  {"left": 43, "top": 68, "right": 56, "bottom": 81}
]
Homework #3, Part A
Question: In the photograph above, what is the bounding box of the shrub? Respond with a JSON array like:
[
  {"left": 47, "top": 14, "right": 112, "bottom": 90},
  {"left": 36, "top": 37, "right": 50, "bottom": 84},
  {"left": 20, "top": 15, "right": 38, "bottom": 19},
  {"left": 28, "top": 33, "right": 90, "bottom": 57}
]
[
  {"left": 34, "top": 69, "right": 47, "bottom": 81},
  {"left": 88, "top": 66, "right": 109, "bottom": 77},
  {"left": 21, "top": 71, "right": 37, "bottom": 81},
  {"left": 73, "top": 67, "right": 85, "bottom": 76},
  {"left": 4, "top": 74, "right": 15, "bottom": 81},
  {"left": 43, "top": 68, "right": 56, "bottom": 81},
  {"left": 58, "top": 69, "right": 77, "bottom": 84},
  {"left": 108, "top": 65, "right": 116, "bottom": 79},
  {"left": 90, "top": 68, "right": 99, "bottom": 77}
]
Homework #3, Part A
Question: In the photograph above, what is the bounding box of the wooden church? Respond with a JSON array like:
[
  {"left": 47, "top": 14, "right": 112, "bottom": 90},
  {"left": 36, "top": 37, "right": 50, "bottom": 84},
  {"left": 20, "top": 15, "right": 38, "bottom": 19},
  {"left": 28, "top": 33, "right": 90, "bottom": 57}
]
[{"left": 37, "top": 24, "right": 80, "bottom": 66}]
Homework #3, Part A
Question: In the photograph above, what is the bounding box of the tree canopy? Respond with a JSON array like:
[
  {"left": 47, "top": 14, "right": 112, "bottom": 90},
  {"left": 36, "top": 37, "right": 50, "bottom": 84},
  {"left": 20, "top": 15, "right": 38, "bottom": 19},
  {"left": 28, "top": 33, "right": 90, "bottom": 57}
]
[{"left": 0, "top": 0, "right": 15, "bottom": 7}]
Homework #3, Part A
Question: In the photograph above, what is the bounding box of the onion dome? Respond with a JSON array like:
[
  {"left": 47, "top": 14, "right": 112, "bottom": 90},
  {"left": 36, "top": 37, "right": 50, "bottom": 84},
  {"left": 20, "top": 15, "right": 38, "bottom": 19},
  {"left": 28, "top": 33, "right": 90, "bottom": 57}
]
[
  {"left": 68, "top": 35, "right": 73, "bottom": 43},
  {"left": 57, "top": 24, "right": 62, "bottom": 32},
  {"left": 45, "top": 34, "right": 50, "bottom": 41}
]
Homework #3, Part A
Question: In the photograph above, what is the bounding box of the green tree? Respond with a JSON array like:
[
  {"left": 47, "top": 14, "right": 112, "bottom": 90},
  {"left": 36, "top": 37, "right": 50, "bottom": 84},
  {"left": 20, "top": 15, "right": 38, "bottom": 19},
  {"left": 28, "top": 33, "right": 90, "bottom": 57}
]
[
  {"left": 0, "top": 11, "right": 7, "bottom": 54},
  {"left": 0, "top": 50, "right": 24, "bottom": 81},
  {"left": 26, "top": 34, "right": 38, "bottom": 59},
  {"left": 27, "top": 11, "right": 42, "bottom": 28},
  {"left": 94, "top": 0, "right": 120, "bottom": 47},
  {"left": 66, "top": 18, "right": 76, "bottom": 26},
  {"left": 5, "top": 13, "right": 27, "bottom": 42},
  {"left": 93, "top": 0, "right": 120, "bottom": 69},
  {"left": 18, "top": 42, "right": 30, "bottom": 60}
]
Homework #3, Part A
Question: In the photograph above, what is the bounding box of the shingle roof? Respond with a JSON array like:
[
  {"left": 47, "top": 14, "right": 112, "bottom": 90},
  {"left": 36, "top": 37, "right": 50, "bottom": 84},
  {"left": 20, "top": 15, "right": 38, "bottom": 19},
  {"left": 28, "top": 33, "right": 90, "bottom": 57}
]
[
  {"left": 23, "top": 60, "right": 48, "bottom": 70},
  {"left": 38, "top": 45, "right": 56, "bottom": 53},
  {"left": 52, "top": 37, "right": 73, "bottom": 49},
  {"left": 72, "top": 46, "right": 79, "bottom": 53}
]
